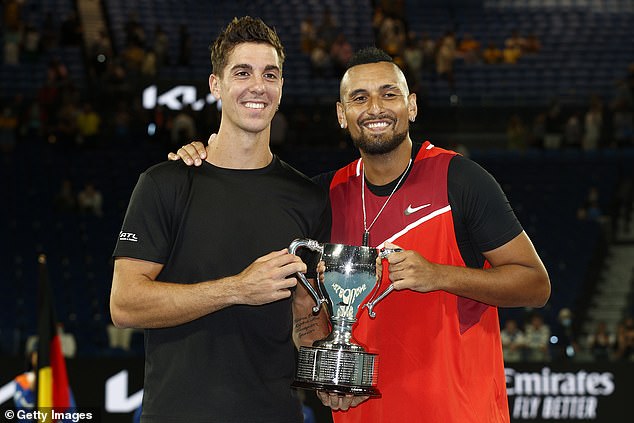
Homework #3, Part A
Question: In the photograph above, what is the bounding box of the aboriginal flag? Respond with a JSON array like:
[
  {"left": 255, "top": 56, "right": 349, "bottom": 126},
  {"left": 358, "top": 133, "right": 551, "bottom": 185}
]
[{"left": 35, "top": 254, "right": 72, "bottom": 421}]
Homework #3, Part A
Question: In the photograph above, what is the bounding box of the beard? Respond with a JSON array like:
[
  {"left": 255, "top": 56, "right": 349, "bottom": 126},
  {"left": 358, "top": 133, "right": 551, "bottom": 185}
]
[{"left": 351, "top": 128, "right": 408, "bottom": 156}]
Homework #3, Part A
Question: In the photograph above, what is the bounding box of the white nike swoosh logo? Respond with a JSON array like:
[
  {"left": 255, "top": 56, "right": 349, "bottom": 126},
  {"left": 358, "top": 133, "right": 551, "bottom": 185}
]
[{"left": 404, "top": 203, "right": 431, "bottom": 215}]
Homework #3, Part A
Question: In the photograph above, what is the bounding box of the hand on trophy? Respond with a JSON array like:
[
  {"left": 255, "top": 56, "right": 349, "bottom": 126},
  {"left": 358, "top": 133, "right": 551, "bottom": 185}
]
[
  {"left": 317, "top": 260, "right": 325, "bottom": 284},
  {"left": 232, "top": 249, "right": 306, "bottom": 305},
  {"left": 380, "top": 242, "right": 440, "bottom": 294},
  {"left": 316, "top": 391, "right": 370, "bottom": 411}
]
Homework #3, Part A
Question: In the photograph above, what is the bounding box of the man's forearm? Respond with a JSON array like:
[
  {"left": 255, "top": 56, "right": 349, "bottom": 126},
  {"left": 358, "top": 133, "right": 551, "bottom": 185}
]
[{"left": 292, "top": 281, "right": 330, "bottom": 348}]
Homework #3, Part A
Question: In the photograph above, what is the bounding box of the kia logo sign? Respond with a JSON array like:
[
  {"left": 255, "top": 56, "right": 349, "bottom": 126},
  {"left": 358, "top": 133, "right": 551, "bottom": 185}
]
[{"left": 142, "top": 85, "right": 221, "bottom": 111}]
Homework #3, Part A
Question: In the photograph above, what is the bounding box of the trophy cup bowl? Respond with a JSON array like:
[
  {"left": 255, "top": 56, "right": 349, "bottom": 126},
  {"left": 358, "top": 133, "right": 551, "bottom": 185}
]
[{"left": 289, "top": 239, "right": 393, "bottom": 396}]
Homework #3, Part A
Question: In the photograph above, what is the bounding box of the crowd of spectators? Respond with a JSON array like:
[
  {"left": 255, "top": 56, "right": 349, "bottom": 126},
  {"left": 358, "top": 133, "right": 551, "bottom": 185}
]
[
  {"left": 300, "top": 9, "right": 353, "bottom": 78},
  {"left": 504, "top": 64, "right": 633, "bottom": 153},
  {"left": 53, "top": 178, "right": 104, "bottom": 218},
  {"left": 501, "top": 310, "right": 634, "bottom": 363},
  {"left": 1, "top": 3, "right": 217, "bottom": 156}
]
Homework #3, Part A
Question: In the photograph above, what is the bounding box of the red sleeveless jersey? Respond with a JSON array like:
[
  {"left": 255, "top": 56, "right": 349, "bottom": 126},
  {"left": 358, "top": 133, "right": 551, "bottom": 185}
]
[{"left": 328, "top": 142, "right": 510, "bottom": 423}]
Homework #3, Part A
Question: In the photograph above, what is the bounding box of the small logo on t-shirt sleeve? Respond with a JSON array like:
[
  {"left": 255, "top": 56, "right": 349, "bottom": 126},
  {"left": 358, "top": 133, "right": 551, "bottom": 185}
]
[{"left": 119, "top": 231, "right": 138, "bottom": 242}]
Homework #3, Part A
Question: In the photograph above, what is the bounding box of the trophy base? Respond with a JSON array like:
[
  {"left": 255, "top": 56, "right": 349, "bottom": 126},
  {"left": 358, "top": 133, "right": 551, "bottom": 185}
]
[
  {"left": 292, "top": 380, "right": 381, "bottom": 397},
  {"left": 293, "top": 346, "right": 380, "bottom": 397}
]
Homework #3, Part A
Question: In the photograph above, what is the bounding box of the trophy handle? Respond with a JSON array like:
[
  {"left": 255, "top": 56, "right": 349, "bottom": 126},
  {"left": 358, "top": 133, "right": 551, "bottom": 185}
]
[
  {"left": 362, "top": 247, "right": 401, "bottom": 318},
  {"left": 364, "top": 285, "right": 394, "bottom": 318},
  {"left": 288, "top": 238, "right": 328, "bottom": 313}
]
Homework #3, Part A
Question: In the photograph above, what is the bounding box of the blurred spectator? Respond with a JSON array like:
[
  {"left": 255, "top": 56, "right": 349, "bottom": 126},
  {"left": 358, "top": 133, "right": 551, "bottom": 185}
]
[
  {"left": 457, "top": 33, "right": 481, "bottom": 64},
  {"left": 436, "top": 31, "right": 456, "bottom": 90},
  {"left": 524, "top": 33, "right": 541, "bottom": 54},
  {"left": 564, "top": 112, "right": 582, "bottom": 148},
  {"left": 76, "top": 102, "right": 101, "bottom": 147},
  {"left": 379, "top": 0, "right": 406, "bottom": 20},
  {"left": 586, "top": 321, "right": 615, "bottom": 361},
  {"left": 153, "top": 25, "right": 170, "bottom": 66},
  {"left": 3, "top": 28, "right": 21, "bottom": 65},
  {"left": 310, "top": 40, "right": 331, "bottom": 77},
  {"left": 505, "top": 30, "right": 525, "bottom": 52},
  {"left": 612, "top": 78, "right": 632, "bottom": 110},
  {"left": 11, "top": 93, "right": 27, "bottom": 141},
  {"left": 544, "top": 99, "right": 564, "bottom": 149},
  {"left": 371, "top": 5, "right": 386, "bottom": 41},
  {"left": 122, "top": 43, "right": 145, "bottom": 75},
  {"left": 299, "top": 17, "right": 316, "bottom": 55},
  {"left": 141, "top": 49, "right": 158, "bottom": 78},
  {"left": 330, "top": 33, "right": 353, "bottom": 76},
  {"left": 47, "top": 57, "right": 69, "bottom": 84},
  {"left": 501, "top": 319, "right": 526, "bottom": 362},
  {"left": 577, "top": 186, "right": 604, "bottom": 222},
  {"left": 612, "top": 101, "right": 633, "bottom": 148},
  {"left": 482, "top": 41, "right": 503, "bottom": 64},
  {"left": 550, "top": 308, "right": 578, "bottom": 361},
  {"left": 586, "top": 186, "right": 601, "bottom": 208},
  {"left": 614, "top": 176, "right": 633, "bottom": 233},
  {"left": 171, "top": 106, "right": 196, "bottom": 148},
  {"left": 614, "top": 316, "right": 634, "bottom": 361},
  {"left": 403, "top": 33, "right": 423, "bottom": 93},
  {"left": 53, "top": 178, "right": 77, "bottom": 213},
  {"left": 0, "top": 105, "right": 18, "bottom": 153},
  {"left": 503, "top": 30, "right": 524, "bottom": 64},
  {"left": 582, "top": 98, "right": 603, "bottom": 151},
  {"left": 524, "top": 312, "right": 551, "bottom": 362},
  {"left": 88, "top": 29, "right": 112, "bottom": 80},
  {"left": 316, "top": 7, "right": 339, "bottom": 49},
  {"left": 54, "top": 102, "right": 79, "bottom": 147},
  {"left": 124, "top": 12, "right": 146, "bottom": 48},
  {"left": 23, "top": 101, "right": 43, "bottom": 139},
  {"left": 378, "top": 15, "right": 407, "bottom": 58},
  {"left": 3, "top": 0, "right": 23, "bottom": 31},
  {"left": 506, "top": 114, "right": 527, "bottom": 151},
  {"left": 40, "top": 11, "right": 57, "bottom": 52},
  {"left": 60, "top": 11, "right": 82, "bottom": 46},
  {"left": 147, "top": 104, "right": 169, "bottom": 145},
  {"left": 21, "top": 23, "right": 41, "bottom": 62},
  {"left": 503, "top": 43, "right": 521, "bottom": 64},
  {"left": 112, "top": 101, "right": 132, "bottom": 138},
  {"left": 104, "top": 60, "right": 131, "bottom": 103},
  {"left": 530, "top": 112, "right": 546, "bottom": 148},
  {"left": 420, "top": 33, "right": 436, "bottom": 72},
  {"left": 106, "top": 323, "right": 135, "bottom": 351},
  {"left": 77, "top": 181, "right": 103, "bottom": 217},
  {"left": 25, "top": 323, "right": 76, "bottom": 358}
]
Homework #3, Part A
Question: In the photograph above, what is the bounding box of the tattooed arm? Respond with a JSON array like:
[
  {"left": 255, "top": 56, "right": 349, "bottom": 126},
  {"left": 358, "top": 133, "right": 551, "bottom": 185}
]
[{"left": 292, "top": 277, "right": 330, "bottom": 348}]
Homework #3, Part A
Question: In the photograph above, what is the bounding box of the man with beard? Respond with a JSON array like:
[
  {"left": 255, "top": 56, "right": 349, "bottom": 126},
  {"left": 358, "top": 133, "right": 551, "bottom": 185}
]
[{"left": 171, "top": 47, "right": 550, "bottom": 422}]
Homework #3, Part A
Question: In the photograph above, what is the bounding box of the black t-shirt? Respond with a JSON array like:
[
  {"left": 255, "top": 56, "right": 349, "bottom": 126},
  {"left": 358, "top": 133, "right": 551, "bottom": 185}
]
[
  {"left": 313, "top": 142, "right": 522, "bottom": 268},
  {"left": 113, "top": 157, "right": 329, "bottom": 423}
]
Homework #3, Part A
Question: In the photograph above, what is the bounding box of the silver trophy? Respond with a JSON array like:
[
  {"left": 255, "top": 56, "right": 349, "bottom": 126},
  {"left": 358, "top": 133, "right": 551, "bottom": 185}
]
[{"left": 288, "top": 239, "right": 397, "bottom": 396}]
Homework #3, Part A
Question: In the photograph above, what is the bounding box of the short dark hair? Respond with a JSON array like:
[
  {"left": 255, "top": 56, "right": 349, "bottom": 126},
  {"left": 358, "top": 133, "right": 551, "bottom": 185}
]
[
  {"left": 346, "top": 46, "right": 394, "bottom": 69},
  {"left": 210, "top": 16, "right": 285, "bottom": 76}
]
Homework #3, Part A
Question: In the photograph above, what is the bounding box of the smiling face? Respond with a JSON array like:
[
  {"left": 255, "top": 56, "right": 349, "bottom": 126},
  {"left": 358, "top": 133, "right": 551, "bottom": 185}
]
[
  {"left": 210, "top": 42, "right": 283, "bottom": 136},
  {"left": 337, "top": 61, "right": 417, "bottom": 156}
]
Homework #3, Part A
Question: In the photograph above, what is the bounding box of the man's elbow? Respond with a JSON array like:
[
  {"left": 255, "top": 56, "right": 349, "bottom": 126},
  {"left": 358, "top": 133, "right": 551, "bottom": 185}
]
[
  {"left": 109, "top": 299, "right": 136, "bottom": 329},
  {"left": 530, "top": 271, "right": 551, "bottom": 308}
]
